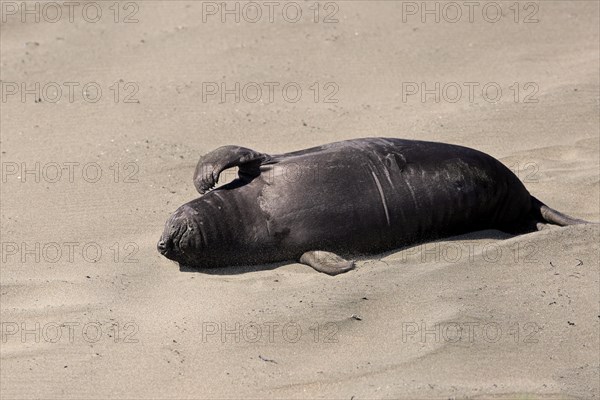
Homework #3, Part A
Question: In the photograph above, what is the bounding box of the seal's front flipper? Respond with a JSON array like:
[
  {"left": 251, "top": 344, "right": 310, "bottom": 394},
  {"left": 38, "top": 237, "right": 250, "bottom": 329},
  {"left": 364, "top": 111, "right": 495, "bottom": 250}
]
[
  {"left": 194, "top": 145, "right": 272, "bottom": 194},
  {"left": 299, "top": 251, "right": 355, "bottom": 276}
]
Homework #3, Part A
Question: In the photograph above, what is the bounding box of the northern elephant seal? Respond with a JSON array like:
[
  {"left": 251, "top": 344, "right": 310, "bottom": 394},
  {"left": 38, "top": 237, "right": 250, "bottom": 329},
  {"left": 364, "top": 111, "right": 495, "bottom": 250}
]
[{"left": 158, "top": 138, "right": 592, "bottom": 275}]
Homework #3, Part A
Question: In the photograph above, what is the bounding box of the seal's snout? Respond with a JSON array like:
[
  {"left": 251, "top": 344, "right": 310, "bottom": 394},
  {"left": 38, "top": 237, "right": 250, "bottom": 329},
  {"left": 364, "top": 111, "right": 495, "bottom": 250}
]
[
  {"left": 157, "top": 233, "right": 175, "bottom": 257},
  {"left": 158, "top": 205, "right": 203, "bottom": 265},
  {"left": 157, "top": 212, "right": 181, "bottom": 259}
]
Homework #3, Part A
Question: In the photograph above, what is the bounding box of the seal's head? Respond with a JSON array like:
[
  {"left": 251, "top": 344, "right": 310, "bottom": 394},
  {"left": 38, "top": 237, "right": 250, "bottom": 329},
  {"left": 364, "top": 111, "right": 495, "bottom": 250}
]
[{"left": 157, "top": 204, "right": 203, "bottom": 266}]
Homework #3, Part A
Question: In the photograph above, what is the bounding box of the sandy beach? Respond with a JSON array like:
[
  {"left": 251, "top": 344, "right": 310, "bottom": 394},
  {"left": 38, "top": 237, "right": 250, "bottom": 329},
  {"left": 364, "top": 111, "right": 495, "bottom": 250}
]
[{"left": 1, "top": 1, "right": 598, "bottom": 398}]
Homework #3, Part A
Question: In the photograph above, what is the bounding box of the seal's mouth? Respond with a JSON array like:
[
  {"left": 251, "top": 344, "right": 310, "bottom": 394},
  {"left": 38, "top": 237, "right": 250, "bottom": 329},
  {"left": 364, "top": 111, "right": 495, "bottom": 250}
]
[
  {"left": 157, "top": 234, "right": 178, "bottom": 259},
  {"left": 157, "top": 213, "right": 200, "bottom": 265},
  {"left": 157, "top": 236, "right": 174, "bottom": 257},
  {"left": 158, "top": 227, "right": 184, "bottom": 259}
]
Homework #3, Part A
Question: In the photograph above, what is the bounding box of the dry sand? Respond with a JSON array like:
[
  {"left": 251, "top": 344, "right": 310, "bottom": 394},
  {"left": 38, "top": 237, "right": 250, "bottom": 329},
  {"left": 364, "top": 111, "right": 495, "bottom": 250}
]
[{"left": 1, "top": 1, "right": 598, "bottom": 398}]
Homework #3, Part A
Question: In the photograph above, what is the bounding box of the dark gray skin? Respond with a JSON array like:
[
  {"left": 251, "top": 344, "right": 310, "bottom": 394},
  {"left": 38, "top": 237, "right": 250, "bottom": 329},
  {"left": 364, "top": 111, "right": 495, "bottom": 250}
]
[{"left": 158, "top": 138, "right": 591, "bottom": 275}]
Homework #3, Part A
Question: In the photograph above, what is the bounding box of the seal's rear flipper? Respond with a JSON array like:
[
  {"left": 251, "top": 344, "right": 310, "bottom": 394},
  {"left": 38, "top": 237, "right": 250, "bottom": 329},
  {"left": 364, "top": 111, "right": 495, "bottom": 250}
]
[
  {"left": 299, "top": 251, "right": 355, "bottom": 276},
  {"left": 531, "top": 196, "right": 593, "bottom": 226},
  {"left": 194, "top": 145, "right": 273, "bottom": 194}
]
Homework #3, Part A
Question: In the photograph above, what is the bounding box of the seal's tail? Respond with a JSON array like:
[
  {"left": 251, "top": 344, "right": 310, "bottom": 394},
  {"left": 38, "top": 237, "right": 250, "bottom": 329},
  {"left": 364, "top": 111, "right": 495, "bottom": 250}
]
[{"left": 531, "top": 196, "right": 592, "bottom": 227}]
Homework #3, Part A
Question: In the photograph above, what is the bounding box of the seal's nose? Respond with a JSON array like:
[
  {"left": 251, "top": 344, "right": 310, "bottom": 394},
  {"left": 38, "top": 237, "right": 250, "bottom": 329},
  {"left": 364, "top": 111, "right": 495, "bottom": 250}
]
[{"left": 157, "top": 240, "right": 167, "bottom": 254}]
